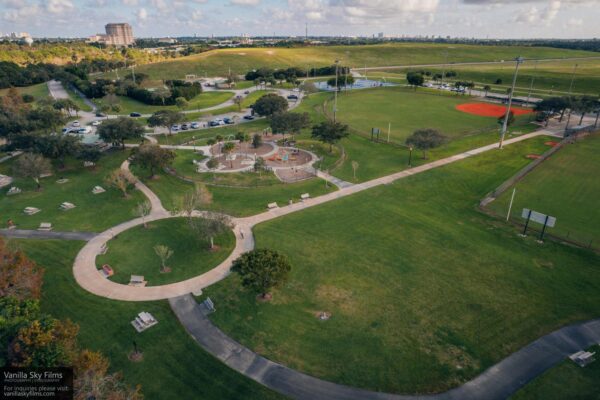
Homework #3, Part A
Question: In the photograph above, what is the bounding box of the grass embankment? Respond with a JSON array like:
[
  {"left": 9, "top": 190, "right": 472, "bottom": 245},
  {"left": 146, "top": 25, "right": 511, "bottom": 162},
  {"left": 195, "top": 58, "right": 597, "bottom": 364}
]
[
  {"left": 97, "top": 218, "right": 235, "bottom": 286},
  {"left": 0, "top": 82, "right": 50, "bottom": 101},
  {"left": 206, "top": 136, "right": 600, "bottom": 394},
  {"left": 0, "top": 151, "right": 145, "bottom": 232},
  {"left": 95, "top": 91, "right": 233, "bottom": 115},
  {"left": 16, "top": 240, "right": 282, "bottom": 400},
  {"left": 487, "top": 132, "right": 600, "bottom": 249}
]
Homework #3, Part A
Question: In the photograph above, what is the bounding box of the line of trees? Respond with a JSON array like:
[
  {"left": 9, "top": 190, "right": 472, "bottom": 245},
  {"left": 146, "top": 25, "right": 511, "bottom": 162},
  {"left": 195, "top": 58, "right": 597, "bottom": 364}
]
[{"left": 245, "top": 65, "right": 350, "bottom": 83}]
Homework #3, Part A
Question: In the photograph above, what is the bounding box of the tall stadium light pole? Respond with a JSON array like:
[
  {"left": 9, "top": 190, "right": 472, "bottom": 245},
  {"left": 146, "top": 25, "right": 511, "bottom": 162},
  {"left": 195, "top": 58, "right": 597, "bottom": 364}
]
[
  {"left": 564, "top": 64, "right": 578, "bottom": 133},
  {"left": 333, "top": 59, "right": 340, "bottom": 122},
  {"left": 499, "top": 56, "right": 524, "bottom": 149},
  {"left": 525, "top": 60, "right": 537, "bottom": 107}
]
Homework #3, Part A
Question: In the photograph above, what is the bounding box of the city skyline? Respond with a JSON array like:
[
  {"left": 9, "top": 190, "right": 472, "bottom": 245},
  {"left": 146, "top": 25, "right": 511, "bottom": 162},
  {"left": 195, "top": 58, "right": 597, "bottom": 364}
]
[{"left": 0, "top": 0, "right": 598, "bottom": 39}]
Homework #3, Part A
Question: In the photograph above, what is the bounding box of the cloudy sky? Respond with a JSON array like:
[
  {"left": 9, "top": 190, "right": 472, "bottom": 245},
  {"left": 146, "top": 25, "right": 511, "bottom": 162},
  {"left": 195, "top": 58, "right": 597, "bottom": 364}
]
[{"left": 0, "top": 0, "right": 597, "bottom": 38}]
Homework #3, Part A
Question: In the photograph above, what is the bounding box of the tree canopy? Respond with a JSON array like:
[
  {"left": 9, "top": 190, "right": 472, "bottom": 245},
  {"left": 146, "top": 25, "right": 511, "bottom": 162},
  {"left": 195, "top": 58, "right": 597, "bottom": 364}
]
[
  {"left": 253, "top": 93, "right": 288, "bottom": 117},
  {"left": 130, "top": 143, "right": 175, "bottom": 178},
  {"left": 148, "top": 110, "right": 185, "bottom": 135},
  {"left": 405, "top": 129, "right": 448, "bottom": 159},
  {"left": 269, "top": 111, "right": 310, "bottom": 137},
  {"left": 231, "top": 249, "right": 291, "bottom": 299},
  {"left": 97, "top": 117, "right": 144, "bottom": 149},
  {"left": 311, "top": 120, "right": 350, "bottom": 152}
]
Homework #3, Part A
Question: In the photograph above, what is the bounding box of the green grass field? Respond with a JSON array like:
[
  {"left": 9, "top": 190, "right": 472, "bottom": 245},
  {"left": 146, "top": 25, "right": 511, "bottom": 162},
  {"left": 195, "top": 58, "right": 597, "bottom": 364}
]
[
  {"left": 94, "top": 91, "right": 233, "bottom": 115},
  {"left": 0, "top": 82, "right": 50, "bottom": 102},
  {"left": 96, "top": 217, "right": 235, "bottom": 285},
  {"left": 333, "top": 86, "right": 532, "bottom": 143},
  {"left": 511, "top": 345, "right": 600, "bottom": 400},
  {"left": 206, "top": 136, "right": 600, "bottom": 394},
  {"left": 15, "top": 240, "right": 282, "bottom": 400},
  {"left": 0, "top": 151, "right": 145, "bottom": 232},
  {"left": 103, "top": 43, "right": 598, "bottom": 80},
  {"left": 487, "top": 132, "right": 600, "bottom": 249}
]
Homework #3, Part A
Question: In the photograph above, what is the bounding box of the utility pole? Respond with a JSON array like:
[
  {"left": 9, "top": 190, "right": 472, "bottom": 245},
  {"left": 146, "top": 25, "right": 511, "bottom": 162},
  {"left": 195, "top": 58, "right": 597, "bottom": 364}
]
[
  {"left": 333, "top": 59, "right": 339, "bottom": 122},
  {"left": 131, "top": 64, "right": 136, "bottom": 85},
  {"left": 565, "top": 64, "right": 578, "bottom": 132},
  {"left": 499, "top": 56, "right": 524, "bottom": 149},
  {"left": 525, "top": 60, "right": 537, "bottom": 107},
  {"left": 305, "top": 22, "right": 308, "bottom": 41},
  {"left": 440, "top": 50, "right": 448, "bottom": 89}
]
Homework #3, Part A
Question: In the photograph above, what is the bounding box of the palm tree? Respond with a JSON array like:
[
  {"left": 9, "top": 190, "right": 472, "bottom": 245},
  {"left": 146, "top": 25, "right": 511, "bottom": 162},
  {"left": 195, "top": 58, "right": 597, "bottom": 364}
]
[
  {"left": 153, "top": 244, "right": 173, "bottom": 273},
  {"left": 483, "top": 85, "right": 491, "bottom": 97},
  {"left": 222, "top": 142, "right": 236, "bottom": 168}
]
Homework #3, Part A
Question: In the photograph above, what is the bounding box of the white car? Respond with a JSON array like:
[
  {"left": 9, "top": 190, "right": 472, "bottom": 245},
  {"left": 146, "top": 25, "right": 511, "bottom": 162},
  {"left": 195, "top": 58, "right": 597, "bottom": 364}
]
[
  {"left": 72, "top": 121, "right": 80, "bottom": 127},
  {"left": 171, "top": 125, "right": 180, "bottom": 131},
  {"left": 91, "top": 120, "right": 101, "bottom": 126},
  {"left": 190, "top": 122, "right": 200, "bottom": 129}
]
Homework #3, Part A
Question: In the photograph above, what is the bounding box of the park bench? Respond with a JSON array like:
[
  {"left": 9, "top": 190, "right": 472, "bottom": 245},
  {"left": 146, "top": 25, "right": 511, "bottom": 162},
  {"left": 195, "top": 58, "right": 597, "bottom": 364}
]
[
  {"left": 56, "top": 178, "right": 69, "bottom": 184},
  {"left": 131, "top": 311, "right": 158, "bottom": 333},
  {"left": 84, "top": 161, "right": 95, "bottom": 167},
  {"left": 203, "top": 297, "right": 216, "bottom": 313},
  {"left": 267, "top": 202, "right": 278, "bottom": 209},
  {"left": 38, "top": 222, "right": 52, "bottom": 231},
  {"left": 24, "top": 207, "right": 41, "bottom": 215},
  {"left": 7, "top": 187, "right": 21, "bottom": 195},
  {"left": 100, "top": 264, "right": 114, "bottom": 278},
  {"left": 92, "top": 186, "right": 106, "bottom": 194},
  {"left": 570, "top": 351, "right": 596, "bottom": 367},
  {"left": 129, "top": 275, "right": 147, "bottom": 287},
  {"left": 300, "top": 193, "right": 310, "bottom": 201},
  {"left": 60, "top": 202, "right": 76, "bottom": 211}
]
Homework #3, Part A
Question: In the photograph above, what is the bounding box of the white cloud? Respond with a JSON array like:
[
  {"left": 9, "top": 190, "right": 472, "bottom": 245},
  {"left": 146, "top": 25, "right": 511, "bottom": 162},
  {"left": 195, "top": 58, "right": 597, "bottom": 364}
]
[
  {"left": 230, "top": 0, "right": 260, "bottom": 5},
  {"left": 137, "top": 7, "right": 147, "bottom": 21},
  {"left": 123, "top": 0, "right": 138, "bottom": 5},
  {"left": 46, "top": 0, "right": 75, "bottom": 14}
]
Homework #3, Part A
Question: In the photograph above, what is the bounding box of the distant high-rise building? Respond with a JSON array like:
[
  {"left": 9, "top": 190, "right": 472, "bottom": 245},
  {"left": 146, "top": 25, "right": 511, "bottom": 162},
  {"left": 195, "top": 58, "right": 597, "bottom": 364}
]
[{"left": 88, "top": 23, "right": 134, "bottom": 47}]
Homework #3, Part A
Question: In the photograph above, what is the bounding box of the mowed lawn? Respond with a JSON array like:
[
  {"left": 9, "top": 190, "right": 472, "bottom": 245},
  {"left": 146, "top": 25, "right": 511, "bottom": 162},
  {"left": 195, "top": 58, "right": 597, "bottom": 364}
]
[
  {"left": 0, "top": 82, "right": 50, "bottom": 101},
  {"left": 510, "top": 345, "right": 600, "bottom": 400},
  {"left": 206, "top": 136, "right": 600, "bottom": 394},
  {"left": 0, "top": 151, "right": 145, "bottom": 232},
  {"left": 17, "top": 240, "right": 282, "bottom": 400},
  {"left": 107, "top": 43, "right": 598, "bottom": 79},
  {"left": 97, "top": 218, "right": 235, "bottom": 285},
  {"left": 334, "top": 86, "right": 530, "bottom": 143},
  {"left": 487, "top": 133, "right": 600, "bottom": 248}
]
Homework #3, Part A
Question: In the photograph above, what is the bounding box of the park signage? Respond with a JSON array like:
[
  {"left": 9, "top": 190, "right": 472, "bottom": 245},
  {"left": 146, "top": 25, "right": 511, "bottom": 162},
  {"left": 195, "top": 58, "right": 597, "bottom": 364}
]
[{"left": 521, "top": 208, "right": 557, "bottom": 240}]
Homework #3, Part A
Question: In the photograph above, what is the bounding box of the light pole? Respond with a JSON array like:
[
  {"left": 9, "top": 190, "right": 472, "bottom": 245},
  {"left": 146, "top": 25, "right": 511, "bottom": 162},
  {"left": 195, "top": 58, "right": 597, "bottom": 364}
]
[
  {"left": 564, "top": 64, "right": 578, "bottom": 133},
  {"left": 333, "top": 59, "right": 340, "bottom": 122},
  {"left": 408, "top": 147, "right": 413, "bottom": 167},
  {"left": 525, "top": 60, "right": 537, "bottom": 107},
  {"left": 499, "top": 56, "right": 524, "bottom": 149}
]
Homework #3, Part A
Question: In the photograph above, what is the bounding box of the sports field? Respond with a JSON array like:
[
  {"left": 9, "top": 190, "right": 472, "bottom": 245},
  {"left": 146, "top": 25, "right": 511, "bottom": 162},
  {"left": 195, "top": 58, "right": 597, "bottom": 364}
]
[
  {"left": 333, "top": 86, "right": 532, "bottom": 143},
  {"left": 103, "top": 43, "right": 598, "bottom": 80},
  {"left": 487, "top": 132, "right": 600, "bottom": 249},
  {"left": 207, "top": 137, "right": 600, "bottom": 394}
]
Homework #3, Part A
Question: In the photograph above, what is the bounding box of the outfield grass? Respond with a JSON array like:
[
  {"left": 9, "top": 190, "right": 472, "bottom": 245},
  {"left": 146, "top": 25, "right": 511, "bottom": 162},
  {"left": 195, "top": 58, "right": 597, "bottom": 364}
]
[
  {"left": 206, "top": 136, "right": 600, "bottom": 394},
  {"left": 96, "top": 217, "right": 235, "bottom": 285},
  {"left": 94, "top": 91, "right": 233, "bottom": 115},
  {"left": 510, "top": 345, "right": 600, "bottom": 400},
  {"left": 15, "top": 240, "right": 282, "bottom": 400},
  {"left": 103, "top": 43, "right": 598, "bottom": 80},
  {"left": 334, "top": 86, "right": 532, "bottom": 143},
  {"left": 0, "top": 151, "right": 145, "bottom": 232},
  {"left": 487, "top": 132, "right": 600, "bottom": 249}
]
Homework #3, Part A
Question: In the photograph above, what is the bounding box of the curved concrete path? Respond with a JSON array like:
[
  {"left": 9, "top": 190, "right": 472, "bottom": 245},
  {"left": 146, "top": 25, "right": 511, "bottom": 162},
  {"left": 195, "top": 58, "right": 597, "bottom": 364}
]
[
  {"left": 170, "top": 294, "right": 600, "bottom": 400},
  {"left": 73, "top": 130, "right": 550, "bottom": 301}
]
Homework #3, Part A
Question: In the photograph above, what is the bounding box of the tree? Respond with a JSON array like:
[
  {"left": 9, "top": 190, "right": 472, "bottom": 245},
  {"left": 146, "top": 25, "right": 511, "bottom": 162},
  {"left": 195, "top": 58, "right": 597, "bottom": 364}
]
[
  {"left": 231, "top": 249, "right": 291, "bottom": 300},
  {"left": 327, "top": 75, "right": 355, "bottom": 90},
  {"left": 351, "top": 160, "right": 359, "bottom": 181},
  {"left": 34, "top": 135, "right": 80, "bottom": 169},
  {"left": 483, "top": 85, "right": 491, "bottom": 97},
  {"left": 498, "top": 111, "right": 515, "bottom": 128},
  {"left": 99, "top": 104, "right": 110, "bottom": 118},
  {"left": 153, "top": 245, "right": 173, "bottom": 273},
  {"left": 406, "top": 72, "right": 425, "bottom": 89},
  {"left": 311, "top": 120, "right": 349, "bottom": 152},
  {"left": 254, "top": 157, "right": 266, "bottom": 175},
  {"left": 206, "top": 157, "right": 219, "bottom": 171},
  {"left": 13, "top": 153, "right": 52, "bottom": 190},
  {"left": 0, "top": 238, "right": 44, "bottom": 300},
  {"left": 104, "top": 168, "right": 136, "bottom": 197},
  {"left": 130, "top": 144, "right": 175, "bottom": 178},
  {"left": 535, "top": 97, "right": 569, "bottom": 125},
  {"left": 252, "top": 133, "right": 262, "bottom": 148},
  {"left": 179, "top": 185, "right": 212, "bottom": 222},
  {"left": 97, "top": 117, "right": 144, "bottom": 149},
  {"left": 76, "top": 147, "right": 102, "bottom": 166},
  {"left": 573, "top": 95, "right": 598, "bottom": 125},
  {"left": 221, "top": 142, "right": 236, "bottom": 168},
  {"left": 405, "top": 129, "right": 448, "bottom": 159},
  {"left": 269, "top": 112, "right": 310, "bottom": 139},
  {"left": 189, "top": 213, "right": 231, "bottom": 250},
  {"left": 495, "top": 78, "right": 503, "bottom": 85},
  {"left": 175, "top": 97, "right": 188, "bottom": 110},
  {"left": 253, "top": 93, "right": 288, "bottom": 117},
  {"left": 134, "top": 200, "right": 151, "bottom": 228},
  {"left": 233, "top": 95, "right": 243, "bottom": 111},
  {"left": 148, "top": 110, "right": 184, "bottom": 136}
]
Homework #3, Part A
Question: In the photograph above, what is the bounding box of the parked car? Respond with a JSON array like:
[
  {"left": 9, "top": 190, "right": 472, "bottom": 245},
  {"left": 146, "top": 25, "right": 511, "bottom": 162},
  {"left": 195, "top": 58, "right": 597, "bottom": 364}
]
[
  {"left": 243, "top": 115, "right": 255, "bottom": 120},
  {"left": 62, "top": 127, "right": 71, "bottom": 134},
  {"left": 130, "top": 112, "right": 142, "bottom": 117},
  {"left": 287, "top": 94, "right": 299, "bottom": 100},
  {"left": 91, "top": 120, "right": 101, "bottom": 126},
  {"left": 244, "top": 90, "right": 250, "bottom": 94},
  {"left": 78, "top": 127, "right": 92, "bottom": 134},
  {"left": 190, "top": 122, "right": 200, "bottom": 129},
  {"left": 95, "top": 112, "right": 106, "bottom": 117},
  {"left": 171, "top": 124, "right": 180, "bottom": 131},
  {"left": 223, "top": 117, "right": 234, "bottom": 125},
  {"left": 181, "top": 123, "right": 189, "bottom": 130},
  {"left": 71, "top": 121, "right": 80, "bottom": 127}
]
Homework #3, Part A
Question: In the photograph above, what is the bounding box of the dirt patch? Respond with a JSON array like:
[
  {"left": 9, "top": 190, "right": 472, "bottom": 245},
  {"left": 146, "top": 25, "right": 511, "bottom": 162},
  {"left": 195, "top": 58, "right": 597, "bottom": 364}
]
[{"left": 456, "top": 102, "right": 534, "bottom": 118}]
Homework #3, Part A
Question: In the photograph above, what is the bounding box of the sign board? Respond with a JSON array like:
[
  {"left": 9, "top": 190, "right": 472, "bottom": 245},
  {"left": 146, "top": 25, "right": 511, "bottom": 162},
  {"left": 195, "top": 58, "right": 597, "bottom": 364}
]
[
  {"left": 372, "top": 128, "right": 380, "bottom": 134},
  {"left": 521, "top": 208, "right": 556, "bottom": 228}
]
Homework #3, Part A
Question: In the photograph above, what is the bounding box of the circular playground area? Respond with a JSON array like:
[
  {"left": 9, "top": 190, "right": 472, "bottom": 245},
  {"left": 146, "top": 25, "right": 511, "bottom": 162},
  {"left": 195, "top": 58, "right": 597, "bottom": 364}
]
[{"left": 456, "top": 102, "right": 534, "bottom": 118}]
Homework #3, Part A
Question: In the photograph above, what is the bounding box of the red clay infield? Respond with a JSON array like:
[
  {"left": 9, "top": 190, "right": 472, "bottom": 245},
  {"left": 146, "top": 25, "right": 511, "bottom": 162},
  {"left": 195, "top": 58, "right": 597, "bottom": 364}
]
[{"left": 456, "top": 102, "right": 534, "bottom": 118}]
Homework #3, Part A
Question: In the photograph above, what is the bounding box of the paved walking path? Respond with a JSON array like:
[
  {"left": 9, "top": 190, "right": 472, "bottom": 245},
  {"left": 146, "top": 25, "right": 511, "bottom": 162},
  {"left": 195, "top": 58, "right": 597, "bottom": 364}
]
[
  {"left": 170, "top": 294, "right": 600, "bottom": 400},
  {"left": 73, "top": 130, "right": 549, "bottom": 301},
  {"left": 0, "top": 229, "right": 96, "bottom": 241}
]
